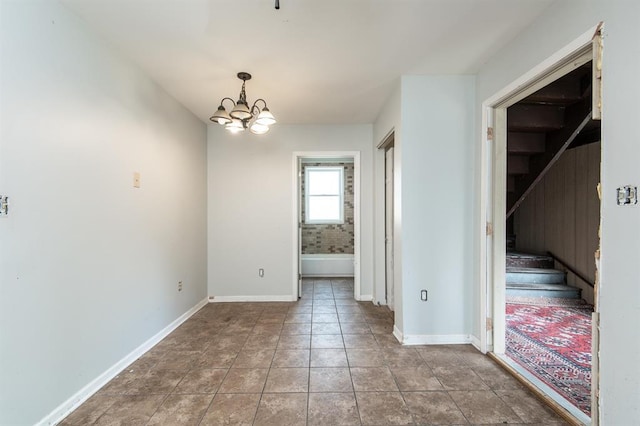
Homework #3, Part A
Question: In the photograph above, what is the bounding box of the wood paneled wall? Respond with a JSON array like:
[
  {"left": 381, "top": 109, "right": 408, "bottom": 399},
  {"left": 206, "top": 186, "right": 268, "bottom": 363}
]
[{"left": 514, "top": 142, "right": 601, "bottom": 304}]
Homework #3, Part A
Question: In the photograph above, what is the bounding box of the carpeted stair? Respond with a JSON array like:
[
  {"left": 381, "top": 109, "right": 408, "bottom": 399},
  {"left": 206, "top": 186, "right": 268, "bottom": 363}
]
[{"left": 506, "top": 252, "right": 581, "bottom": 299}]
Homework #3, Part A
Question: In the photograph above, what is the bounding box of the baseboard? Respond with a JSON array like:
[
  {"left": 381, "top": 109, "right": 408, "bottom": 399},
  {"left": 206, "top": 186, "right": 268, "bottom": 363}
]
[
  {"left": 209, "top": 295, "right": 297, "bottom": 302},
  {"left": 392, "top": 325, "right": 403, "bottom": 343},
  {"left": 37, "top": 298, "right": 208, "bottom": 426},
  {"left": 301, "top": 274, "right": 355, "bottom": 278},
  {"left": 401, "top": 333, "right": 472, "bottom": 346},
  {"left": 356, "top": 294, "right": 373, "bottom": 302},
  {"left": 470, "top": 335, "right": 482, "bottom": 352}
]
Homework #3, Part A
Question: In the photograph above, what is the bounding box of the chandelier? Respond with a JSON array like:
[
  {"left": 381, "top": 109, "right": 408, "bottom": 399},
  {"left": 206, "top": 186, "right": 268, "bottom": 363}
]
[{"left": 209, "top": 72, "right": 276, "bottom": 135}]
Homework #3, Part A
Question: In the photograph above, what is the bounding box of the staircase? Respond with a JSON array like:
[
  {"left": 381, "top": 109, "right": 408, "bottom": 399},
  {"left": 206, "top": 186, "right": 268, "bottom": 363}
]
[{"left": 506, "top": 252, "right": 581, "bottom": 299}]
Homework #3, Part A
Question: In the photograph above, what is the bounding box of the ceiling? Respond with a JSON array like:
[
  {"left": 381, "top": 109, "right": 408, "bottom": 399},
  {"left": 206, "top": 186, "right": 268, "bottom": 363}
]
[{"left": 61, "top": 0, "right": 555, "bottom": 125}]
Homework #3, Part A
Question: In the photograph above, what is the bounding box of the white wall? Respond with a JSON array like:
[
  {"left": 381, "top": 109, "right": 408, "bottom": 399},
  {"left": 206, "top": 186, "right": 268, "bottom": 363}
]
[
  {"left": 475, "top": 0, "right": 640, "bottom": 422},
  {"left": 0, "top": 2, "right": 208, "bottom": 425},
  {"left": 207, "top": 124, "right": 373, "bottom": 300},
  {"left": 398, "top": 76, "right": 475, "bottom": 342}
]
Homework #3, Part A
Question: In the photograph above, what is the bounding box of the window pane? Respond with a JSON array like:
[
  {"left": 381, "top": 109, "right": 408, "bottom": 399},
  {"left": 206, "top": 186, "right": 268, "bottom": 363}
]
[
  {"left": 308, "top": 170, "right": 340, "bottom": 195},
  {"left": 308, "top": 196, "right": 340, "bottom": 221}
]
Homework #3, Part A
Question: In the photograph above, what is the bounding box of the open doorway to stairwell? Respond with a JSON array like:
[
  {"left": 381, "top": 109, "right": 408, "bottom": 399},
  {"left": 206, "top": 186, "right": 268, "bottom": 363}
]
[{"left": 481, "top": 25, "right": 603, "bottom": 425}]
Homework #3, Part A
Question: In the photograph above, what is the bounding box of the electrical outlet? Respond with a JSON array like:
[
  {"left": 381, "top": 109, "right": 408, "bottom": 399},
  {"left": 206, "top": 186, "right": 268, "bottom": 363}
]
[
  {"left": 178, "top": 281, "right": 183, "bottom": 292},
  {"left": 420, "top": 290, "right": 428, "bottom": 301},
  {"left": 259, "top": 268, "right": 264, "bottom": 277}
]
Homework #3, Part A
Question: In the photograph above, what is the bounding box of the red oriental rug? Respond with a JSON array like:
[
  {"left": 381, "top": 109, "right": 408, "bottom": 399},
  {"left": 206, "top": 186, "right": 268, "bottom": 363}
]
[{"left": 505, "top": 299, "right": 593, "bottom": 416}]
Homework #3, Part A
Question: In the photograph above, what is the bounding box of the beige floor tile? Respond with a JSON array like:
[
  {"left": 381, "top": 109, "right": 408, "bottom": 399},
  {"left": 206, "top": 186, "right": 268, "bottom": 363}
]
[
  {"left": 312, "top": 322, "right": 342, "bottom": 334},
  {"left": 309, "top": 367, "right": 353, "bottom": 392},
  {"left": 434, "top": 366, "right": 491, "bottom": 391},
  {"left": 310, "top": 348, "right": 349, "bottom": 367},
  {"left": 232, "top": 349, "right": 274, "bottom": 368},
  {"left": 390, "top": 365, "right": 444, "bottom": 391},
  {"left": 403, "top": 391, "right": 468, "bottom": 424},
  {"left": 58, "top": 394, "right": 118, "bottom": 425},
  {"left": 272, "top": 349, "right": 310, "bottom": 368},
  {"left": 124, "top": 369, "right": 186, "bottom": 395},
  {"left": 308, "top": 392, "right": 361, "bottom": 426},
  {"left": 251, "top": 323, "right": 283, "bottom": 335},
  {"left": 355, "top": 391, "right": 412, "bottom": 425},
  {"left": 313, "top": 305, "right": 337, "bottom": 314},
  {"left": 218, "top": 368, "right": 268, "bottom": 393},
  {"left": 311, "top": 334, "right": 344, "bottom": 349},
  {"left": 199, "top": 393, "right": 260, "bottom": 426},
  {"left": 449, "top": 390, "right": 522, "bottom": 424},
  {"left": 253, "top": 393, "right": 307, "bottom": 426},
  {"left": 146, "top": 393, "right": 213, "bottom": 425},
  {"left": 312, "top": 313, "right": 340, "bottom": 323},
  {"left": 243, "top": 334, "right": 279, "bottom": 350},
  {"left": 340, "top": 322, "right": 371, "bottom": 334},
  {"left": 381, "top": 347, "right": 424, "bottom": 367},
  {"left": 473, "top": 363, "right": 525, "bottom": 390},
  {"left": 194, "top": 349, "right": 238, "bottom": 369},
  {"left": 346, "top": 349, "right": 385, "bottom": 367},
  {"left": 93, "top": 394, "right": 166, "bottom": 426},
  {"left": 277, "top": 333, "right": 311, "bottom": 349},
  {"left": 350, "top": 367, "right": 398, "bottom": 391},
  {"left": 285, "top": 313, "right": 312, "bottom": 323},
  {"left": 173, "top": 368, "right": 227, "bottom": 394},
  {"left": 343, "top": 334, "right": 379, "bottom": 349},
  {"left": 281, "top": 322, "right": 312, "bottom": 335},
  {"left": 495, "top": 388, "right": 565, "bottom": 423},
  {"left": 264, "top": 368, "right": 309, "bottom": 393}
]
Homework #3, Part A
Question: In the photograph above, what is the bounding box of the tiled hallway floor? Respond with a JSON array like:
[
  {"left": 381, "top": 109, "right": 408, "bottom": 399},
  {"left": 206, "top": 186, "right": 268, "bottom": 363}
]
[{"left": 61, "top": 279, "right": 566, "bottom": 425}]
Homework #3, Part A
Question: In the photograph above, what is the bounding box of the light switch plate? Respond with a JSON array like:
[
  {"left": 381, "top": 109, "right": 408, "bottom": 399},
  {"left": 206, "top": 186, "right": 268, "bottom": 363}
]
[{"left": 133, "top": 172, "right": 141, "bottom": 188}]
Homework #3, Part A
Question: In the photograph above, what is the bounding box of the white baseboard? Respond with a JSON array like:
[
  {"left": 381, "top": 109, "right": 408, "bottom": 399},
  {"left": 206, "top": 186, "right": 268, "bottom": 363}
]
[
  {"left": 356, "top": 294, "right": 373, "bottom": 302},
  {"left": 400, "top": 333, "right": 472, "bottom": 346},
  {"left": 37, "top": 298, "right": 208, "bottom": 426},
  {"left": 392, "top": 325, "right": 403, "bottom": 343},
  {"left": 209, "top": 295, "right": 297, "bottom": 302},
  {"left": 470, "top": 335, "right": 482, "bottom": 352}
]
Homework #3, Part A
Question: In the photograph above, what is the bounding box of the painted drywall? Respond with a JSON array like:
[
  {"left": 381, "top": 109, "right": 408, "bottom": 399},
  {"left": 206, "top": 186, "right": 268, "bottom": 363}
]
[
  {"left": 399, "top": 76, "right": 475, "bottom": 339},
  {"left": 207, "top": 124, "right": 373, "bottom": 300},
  {"left": 475, "top": 0, "right": 640, "bottom": 421},
  {"left": 0, "top": 2, "right": 207, "bottom": 424},
  {"left": 515, "top": 143, "right": 601, "bottom": 304}
]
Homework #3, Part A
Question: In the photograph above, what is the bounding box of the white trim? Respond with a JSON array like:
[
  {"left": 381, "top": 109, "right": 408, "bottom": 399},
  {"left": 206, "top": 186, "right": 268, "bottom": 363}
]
[
  {"left": 304, "top": 166, "right": 345, "bottom": 225},
  {"left": 479, "top": 24, "right": 599, "bottom": 355},
  {"left": 471, "top": 335, "right": 482, "bottom": 352},
  {"left": 209, "top": 295, "right": 297, "bottom": 303},
  {"left": 292, "top": 151, "right": 362, "bottom": 302},
  {"left": 356, "top": 294, "right": 373, "bottom": 302},
  {"left": 392, "top": 325, "right": 403, "bottom": 343},
  {"left": 37, "top": 298, "right": 208, "bottom": 426},
  {"left": 401, "top": 334, "right": 473, "bottom": 346}
]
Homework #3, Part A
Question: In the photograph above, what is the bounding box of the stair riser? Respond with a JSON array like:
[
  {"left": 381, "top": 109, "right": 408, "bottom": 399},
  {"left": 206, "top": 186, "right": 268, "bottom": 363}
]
[
  {"left": 506, "top": 272, "right": 565, "bottom": 284},
  {"left": 506, "top": 288, "right": 581, "bottom": 299}
]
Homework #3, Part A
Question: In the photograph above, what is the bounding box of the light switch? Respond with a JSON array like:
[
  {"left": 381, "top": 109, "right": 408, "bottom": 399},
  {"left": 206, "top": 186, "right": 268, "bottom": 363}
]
[{"left": 133, "top": 172, "right": 141, "bottom": 188}]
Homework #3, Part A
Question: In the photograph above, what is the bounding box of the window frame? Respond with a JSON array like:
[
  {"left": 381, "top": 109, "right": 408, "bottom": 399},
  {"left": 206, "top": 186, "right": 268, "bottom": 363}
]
[{"left": 304, "top": 166, "right": 345, "bottom": 225}]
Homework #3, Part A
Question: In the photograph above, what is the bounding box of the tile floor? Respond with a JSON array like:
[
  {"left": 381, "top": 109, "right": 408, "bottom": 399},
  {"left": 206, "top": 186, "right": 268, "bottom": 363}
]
[{"left": 60, "top": 278, "right": 566, "bottom": 425}]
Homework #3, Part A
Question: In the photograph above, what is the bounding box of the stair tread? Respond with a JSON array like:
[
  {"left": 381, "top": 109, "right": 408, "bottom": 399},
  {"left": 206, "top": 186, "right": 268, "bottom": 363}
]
[
  {"left": 506, "top": 267, "right": 564, "bottom": 274},
  {"left": 506, "top": 282, "right": 578, "bottom": 290}
]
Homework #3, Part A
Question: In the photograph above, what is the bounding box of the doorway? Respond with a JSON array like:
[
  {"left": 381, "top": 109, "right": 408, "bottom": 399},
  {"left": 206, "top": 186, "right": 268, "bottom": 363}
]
[
  {"left": 292, "top": 152, "right": 361, "bottom": 301},
  {"left": 480, "top": 25, "right": 603, "bottom": 424}
]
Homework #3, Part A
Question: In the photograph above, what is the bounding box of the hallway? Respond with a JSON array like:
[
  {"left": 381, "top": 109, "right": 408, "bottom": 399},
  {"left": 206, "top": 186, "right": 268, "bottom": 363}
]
[{"left": 60, "top": 279, "right": 565, "bottom": 425}]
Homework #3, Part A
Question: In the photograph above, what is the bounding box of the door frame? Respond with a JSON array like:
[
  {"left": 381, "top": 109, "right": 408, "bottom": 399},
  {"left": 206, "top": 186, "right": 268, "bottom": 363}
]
[
  {"left": 292, "top": 151, "right": 362, "bottom": 300},
  {"left": 478, "top": 23, "right": 602, "bottom": 423}
]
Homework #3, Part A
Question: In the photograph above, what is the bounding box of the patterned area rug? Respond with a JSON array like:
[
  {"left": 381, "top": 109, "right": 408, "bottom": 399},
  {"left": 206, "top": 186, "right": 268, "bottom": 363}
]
[{"left": 505, "top": 300, "right": 593, "bottom": 416}]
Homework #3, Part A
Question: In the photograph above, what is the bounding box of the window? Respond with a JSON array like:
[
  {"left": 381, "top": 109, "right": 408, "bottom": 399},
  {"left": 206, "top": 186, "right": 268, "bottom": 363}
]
[{"left": 305, "top": 166, "right": 344, "bottom": 224}]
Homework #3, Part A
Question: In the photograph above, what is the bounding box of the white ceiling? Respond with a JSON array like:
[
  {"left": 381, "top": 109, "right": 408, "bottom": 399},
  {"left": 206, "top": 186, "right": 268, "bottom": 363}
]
[{"left": 61, "top": 0, "right": 554, "bottom": 124}]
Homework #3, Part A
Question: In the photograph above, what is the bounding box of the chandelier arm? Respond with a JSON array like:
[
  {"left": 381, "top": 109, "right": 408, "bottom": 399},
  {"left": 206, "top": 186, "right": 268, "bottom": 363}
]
[
  {"left": 219, "top": 97, "right": 236, "bottom": 108},
  {"left": 252, "top": 99, "right": 268, "bottom": 110}
]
